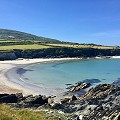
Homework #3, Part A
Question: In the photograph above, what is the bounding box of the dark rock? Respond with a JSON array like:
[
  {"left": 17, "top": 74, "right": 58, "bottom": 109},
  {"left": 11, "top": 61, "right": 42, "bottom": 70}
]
[
  {"left": 65, "top": 83, "right": 73, "bottom": 86},
  {"left": 112, "top": 78, "right": 120, "bottom": 85},
  {"left": 117, "top": 113, "right": 120, "bottom": 120},
  {"left": 71, "top": 95, "right": 77, "bottom": 101},
  {"left": 21, "top": 94, "right": 33, "bottom": 101},
  {"left": 0, "top": 94, "right": 9, "bottom": 98},
  {"left": 48, "top": 98, "right": 54, "bottom": 104},
  {"left": 51, "top": 103, "right": 63, "bottom": 109},
  {"left": 0, "top": 93, "right": 49, "bottom": 108},
  {"left": 55, "top": 84, "right": 120, "bottom": 119},
  {"left": 68, "top": 82, "right": 91, "bottom": 92},
  {"left": 78, "top": 84, "right": 120, "bottom": 119},
  {"left": 61, "top": 98, "right": 70, "bottom": 104},
  {"left": 76, "top": 105, "right": 87, "bottom": 111},
  {"left": 87, "top": 98, "right": 99, "bottom": 105},
  {"left": 82, "top": 78, "right": 101, "bottom": 84},
  {"left": 82, "top": 84, "right": 120, "bottom": 101},
  {"left": 75, "top": 116, "right": 80, "bottom": 120},
  {"left": 23, "top": 95, "right": 48, "bottom": 105},
  {"left": 66, "top": 85, "right": 74, "bottom": 89},
  {"left": 25, "top": 94, "right": 33, "bottom": 98},
  {"left": 0, "top": 94, "right": 18, "bottom": 103},
  {"left": 15, "top": 93, "right": 23, "bottom": 99},
  {"left": 42, "top": 95, "right": 48, "bottom": 103}
]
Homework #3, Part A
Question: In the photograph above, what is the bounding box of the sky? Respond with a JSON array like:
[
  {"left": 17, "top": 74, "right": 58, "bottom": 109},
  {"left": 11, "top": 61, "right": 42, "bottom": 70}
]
[{"left": 0, "top": 0, "right": 120, "bottom": 46}]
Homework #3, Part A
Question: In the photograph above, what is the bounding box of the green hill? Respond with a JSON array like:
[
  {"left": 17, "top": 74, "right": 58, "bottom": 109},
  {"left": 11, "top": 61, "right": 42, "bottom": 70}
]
[
  {"left": 0, "top": 28, "right": 120, "bottom": 60},
  {"left": 0, "top": 29, "right": 60, "bottom": 43}
]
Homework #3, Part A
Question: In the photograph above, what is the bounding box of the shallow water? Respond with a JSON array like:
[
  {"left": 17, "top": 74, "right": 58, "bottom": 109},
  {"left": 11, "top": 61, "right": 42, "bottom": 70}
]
[{"left": 22, "top": 58, "right": 120, "bottom": 93}]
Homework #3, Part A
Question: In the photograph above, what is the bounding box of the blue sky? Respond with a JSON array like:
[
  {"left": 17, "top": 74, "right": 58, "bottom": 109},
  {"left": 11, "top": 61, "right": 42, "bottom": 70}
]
[{"left": 0, "top": 0, "right": 120, "bottom": 45}]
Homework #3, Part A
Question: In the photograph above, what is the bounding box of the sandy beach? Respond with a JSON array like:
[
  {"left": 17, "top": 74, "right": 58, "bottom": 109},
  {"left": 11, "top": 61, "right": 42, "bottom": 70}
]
[
  {"left": 0, "top": 56, "right": 120, "bottom": 98},
  {"left": 0, "top": 58, "right": 81, "bottom": 97}
]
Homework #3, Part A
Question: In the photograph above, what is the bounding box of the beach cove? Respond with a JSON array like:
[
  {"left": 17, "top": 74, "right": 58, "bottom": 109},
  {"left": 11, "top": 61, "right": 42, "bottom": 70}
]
[
  {"left": 0, "top": 57, "right": 120, "bottom": 101},
  {"left": 0, "top": 58, "right": 81, "bottom": 97}
]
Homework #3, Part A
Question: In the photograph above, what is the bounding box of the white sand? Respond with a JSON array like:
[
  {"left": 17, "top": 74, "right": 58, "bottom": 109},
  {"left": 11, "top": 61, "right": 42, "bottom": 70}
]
[
  {"left": 112, "top": 56, "right": 120, "bottom": 58},
  {"left": 95, "top": 56, "right": 120, "bottom": 59},
  {"left": 0, "top": 58, "right": 80, "bottom": 97}
]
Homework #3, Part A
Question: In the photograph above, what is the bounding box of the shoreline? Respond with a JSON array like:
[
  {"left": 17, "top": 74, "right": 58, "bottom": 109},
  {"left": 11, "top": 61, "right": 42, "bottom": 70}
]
[
  {"left": 0, "top": 58, "right": 82, "bottom": 101},
  {"left": 0, "top": 56, "right": 120, "bottom": 100}
]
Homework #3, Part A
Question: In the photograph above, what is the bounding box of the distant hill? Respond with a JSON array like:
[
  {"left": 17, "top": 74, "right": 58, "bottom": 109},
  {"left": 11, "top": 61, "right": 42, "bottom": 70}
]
[{"left": 0, "top": 29, "right": 60, "bottom": 43}]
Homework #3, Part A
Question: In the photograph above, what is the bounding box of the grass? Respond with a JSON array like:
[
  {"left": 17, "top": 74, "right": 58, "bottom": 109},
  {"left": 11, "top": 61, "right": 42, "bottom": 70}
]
[
  {"left": 0, "top": 39, "right": 19, "bottom": 43},
  {"left": 0, "top": 104, "right": 67, "bottom": 120},
  {"left": 0, "top": 44, "right": 52, "bottom": 50},
  {"left": 0, "top": 39, "right": 117, "bottom": 51},
  {"left": 0, "top": 39, "right": 18, "bottom": 42},
  {"left": 48, "top": 43, "right": 114, "bottom": 49},
  {"left": 0, "top": 43, "right": 115, "bottom": 51}
]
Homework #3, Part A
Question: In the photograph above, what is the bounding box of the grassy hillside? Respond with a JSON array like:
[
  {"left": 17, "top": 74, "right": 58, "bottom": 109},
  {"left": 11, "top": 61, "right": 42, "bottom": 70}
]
[
  {"left": 0, "top": 104, "right": 67, "bottom": 120},
  {"left": 0, "top": 29, "right": 120, "bottom": 60},
  {"left": 0, "top": 44, "right": 52, "bottom": 50},
  {"left": 0, "top": 29, "right": 60, "bottom": 43},
  {"left": 0, "top": 29, "right": 118, "bottom": 51},
  {"left": 0, "top": 29, "right": 118, "bottom": 50},
  {"left": 0, "top": 39, "right": 116, "bottom": 51},
  {"left": 48, "top": 43, "right": 115, "bottom": 49}
]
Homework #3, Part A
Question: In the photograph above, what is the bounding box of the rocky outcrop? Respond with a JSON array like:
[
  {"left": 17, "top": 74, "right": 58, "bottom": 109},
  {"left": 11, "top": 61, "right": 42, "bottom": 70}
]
[
  {"left": 0, "top": 84, "right": 119, "bottom": 119},
  {"left": 59, "top": 95, "right": 78, "bottom": 105},
  {"left": 0, "top": 93, "right": 9, "bottom": 98},
  {"left": 71, "top": 95, "right": 77, "bottom": 101},
  {"left": 67, "top": 82, "right": 91, "bottom": 92},
  {"left": 0, "top": 93, "right": 49, "bottom": 108},
  {"left": 0, "top": 93, "right": 22, "bottom": 103},
  {"left": 112, "top": 78, "right": 120, "bottom": 85},
  {"left": 79, "top": 84, "right": 120, "bottom": 119},
  {"left": 53, "top": 84, "right": 120, "bottom": 119},
  {"left": 81, "top": 84, "right": 120, "bottom": 103},
  {"left": 68, "top": 84, "right": 120, "bottom": 119},
  {"left": 61, "top": 98, "right": 70, "bottom": 104}
]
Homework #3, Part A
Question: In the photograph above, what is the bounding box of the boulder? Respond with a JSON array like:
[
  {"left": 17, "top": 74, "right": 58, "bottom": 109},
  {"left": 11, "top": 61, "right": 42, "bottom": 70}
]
[
  {"left": 75, "top": 116, "right": 80, "bottom": 120},
  {"left": 48, "top": 98, "right": 54, "bottom": 104},
  {"left": 0, "top": 94, "right": 9, "bottom": 98},
  {"left": 0, "top": 93, "right": 50, "bottom": 107},
  {"left": 60, "top": 95, "right": 77, "bottom": 104},
  {"left": 22, "top": 95, "right": 48, "bottom": 105},
  {"left": 71, "top": 95, "right": 77, "bottom": 101},
  {"left": 68, "top": 82, "right": 91, "bottom": 92},
  {"left": 0, "top": 94, "right": 18, "bottom": 103},
  {"left": 82, "top": 79, "right": 101, "bottom": 84},
  {"left": 61, "top": 98, "right": 70, "bottom": 104},
  {"left": 51, "top": 103, "right": 63, "bottom": 109},
  {"left": 22, "top": 94, "right": 33, "bottom": 100},
  {"left": 15, "top": 93, "right": 23, "bottom": 99},
  {"left": 112, "top": 79, "right": 120, "bottom": 85}
]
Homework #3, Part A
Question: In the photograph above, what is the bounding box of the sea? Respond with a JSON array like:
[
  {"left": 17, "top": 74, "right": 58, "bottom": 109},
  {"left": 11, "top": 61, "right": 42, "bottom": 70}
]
[{"left": 21, "top": 58, "right": 120, "bottom": 95}]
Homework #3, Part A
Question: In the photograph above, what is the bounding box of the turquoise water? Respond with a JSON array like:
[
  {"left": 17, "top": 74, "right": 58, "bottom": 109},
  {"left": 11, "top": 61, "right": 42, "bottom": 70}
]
[{"left": 22, "top": 58, "right": 120, "bottom": 91}]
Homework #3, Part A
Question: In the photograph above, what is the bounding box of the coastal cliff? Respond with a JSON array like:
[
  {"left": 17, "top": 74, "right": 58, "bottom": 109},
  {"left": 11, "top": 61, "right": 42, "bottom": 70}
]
[
  {"left": 1, "top": 48, "right": 120, "bottom": 60},
  {"left": 0, "top": 51, "right": 17, "bottom": 60}
]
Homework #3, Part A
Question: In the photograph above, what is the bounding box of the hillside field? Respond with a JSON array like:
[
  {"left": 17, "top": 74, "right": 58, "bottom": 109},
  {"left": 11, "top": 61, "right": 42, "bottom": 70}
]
[{"left": 0, "top": 39, "right": 116, "bottom": 51}]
